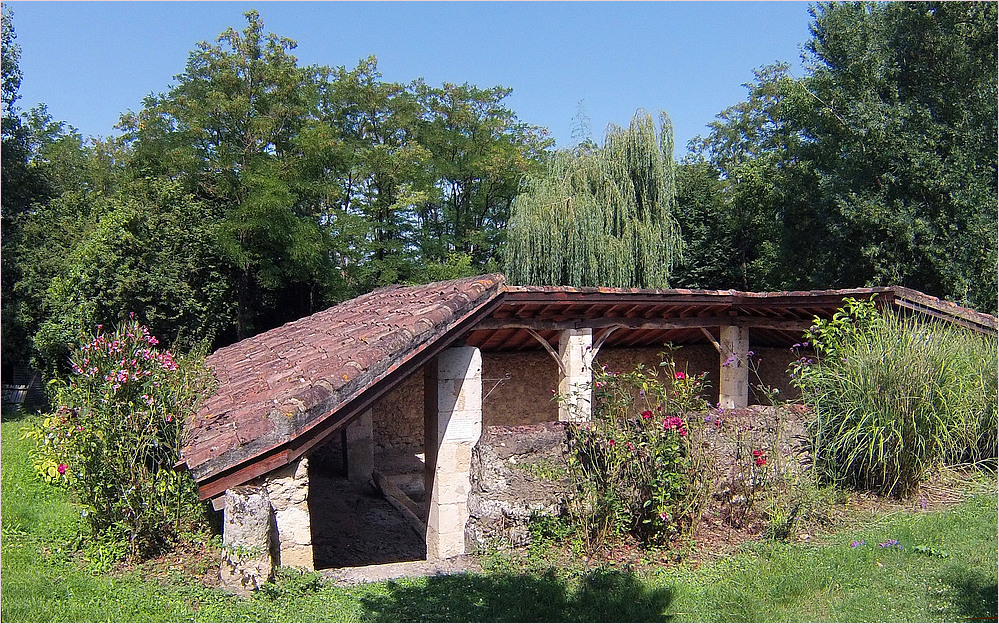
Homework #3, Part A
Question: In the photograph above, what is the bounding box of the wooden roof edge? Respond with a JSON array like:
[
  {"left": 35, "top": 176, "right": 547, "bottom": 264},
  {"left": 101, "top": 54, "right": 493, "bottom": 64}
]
[
  {"left": 889, "top": 286, "right": 997, "bottom": 335},
  {"left": 187, "top": 277, "right": 508, "bottom": 499},
  {"left": 501, "top": 284, "right": 895, "bottom": 302}
]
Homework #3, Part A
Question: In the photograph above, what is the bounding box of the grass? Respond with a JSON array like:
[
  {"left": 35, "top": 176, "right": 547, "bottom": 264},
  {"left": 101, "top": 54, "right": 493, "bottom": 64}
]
[
  {"left": 800, "top": 308, "right": 998, "bottom": 495},
  {"left": 3, "top": 411, "right": 997, "bottom": 622}
]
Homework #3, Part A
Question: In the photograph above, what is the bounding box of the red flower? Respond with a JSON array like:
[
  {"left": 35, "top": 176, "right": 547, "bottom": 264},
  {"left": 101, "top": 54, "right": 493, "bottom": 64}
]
[
  {"left": 752, "top": 449, "right": 763, "bottom": 457},
  {"left": 641, "top": 410, "right": 653, "bottom": 419},
  {"left": 608, "top": 439, "right": 616, "bottom": 446},
  {"left": 755, "top": 457, "right": 766, "bottom": 466}
]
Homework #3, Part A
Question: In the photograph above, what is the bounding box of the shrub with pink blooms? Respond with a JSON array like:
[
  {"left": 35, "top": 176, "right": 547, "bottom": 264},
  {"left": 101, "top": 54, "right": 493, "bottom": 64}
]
[
  {"left": 559, "top": 349, "right": 711, "bottom": 552},
  {"left": 24, "top": 317, "right": 209, "bottom": 558}
]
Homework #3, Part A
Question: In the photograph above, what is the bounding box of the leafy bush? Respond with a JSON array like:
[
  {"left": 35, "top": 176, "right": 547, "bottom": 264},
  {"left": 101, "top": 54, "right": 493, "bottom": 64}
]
[
  {"left": 23, "top": 317, "right": 208, "bottom": 558},
  {"left": 559, "top": 351, "right": 711, "bottom": 551},
  {"left": 792, "top": 299, "right": 998, "bottom": 496}
]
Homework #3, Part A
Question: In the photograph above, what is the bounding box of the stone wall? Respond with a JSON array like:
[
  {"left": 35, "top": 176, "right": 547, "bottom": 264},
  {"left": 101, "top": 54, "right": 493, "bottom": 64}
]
[
  {"left": 370, "top": 345, "right": 801, "bottom": 452},
  {"left": 254, "top": 457, "right": 314, "bottom": 569},
  {"left": 466, "top": 422, "right": 568, "bottom": 548}
]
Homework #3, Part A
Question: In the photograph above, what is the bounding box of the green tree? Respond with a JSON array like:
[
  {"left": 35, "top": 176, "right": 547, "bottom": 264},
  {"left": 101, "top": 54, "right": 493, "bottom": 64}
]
[
  {"left": 505, "top": 110, "right": 682, "bottom": 288},
  {"left": 18, "top": 176, "right": 232, "bottom": 377},
  {"left": 415, "top": 82, "right": 550, "bottom": 274},
  {"left": 122, "top": 11, "right": 332, "bottom": 338},
  {"left": 302, "top": 57, "right": 432, "bottom": 288},
  {"left": 792, "top": 1, "right": 998, "bottom": 312}
]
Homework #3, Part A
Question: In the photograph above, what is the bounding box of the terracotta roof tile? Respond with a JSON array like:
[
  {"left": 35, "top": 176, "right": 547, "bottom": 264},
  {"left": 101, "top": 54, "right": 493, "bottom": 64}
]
[{"left": 181, "top": 274, "right": 506, "bottom": 484}]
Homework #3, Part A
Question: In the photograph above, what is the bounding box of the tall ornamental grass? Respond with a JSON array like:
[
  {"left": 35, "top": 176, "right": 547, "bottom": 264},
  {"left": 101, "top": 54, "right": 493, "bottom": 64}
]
[{"left": 793, "top": 299, "right": 998, "bottom": 496}]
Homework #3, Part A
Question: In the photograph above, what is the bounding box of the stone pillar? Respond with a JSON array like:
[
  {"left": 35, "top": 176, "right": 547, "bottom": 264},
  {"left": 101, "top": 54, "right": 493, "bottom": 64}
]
[
  {"left": 220, "top": 486, "right": 273, "bottom": 596},
  {"left": 263, "top": 456, "right": 314, "bottom": 569},
  {"left": 424, "top": 346, "right": 482, "bottom": 560},
  {"left": 719, "top": 325, "right": 750, "bottom": 409},
  {"left": 558, "top": 328, "right": 593, "bottom": 422},
  {"left": 345, "top": 409, "right": 374, "bottom": 486}
]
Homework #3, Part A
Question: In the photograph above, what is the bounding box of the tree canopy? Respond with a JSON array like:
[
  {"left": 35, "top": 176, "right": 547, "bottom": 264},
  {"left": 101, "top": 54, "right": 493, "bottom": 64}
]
[
  {"left": 505, "top": 110, "right": 682, "bottom": 288},
  {"left": 678, "top": 1, "right": 997, "bottom": 313},
  {"left": 3, "top": 3, "right": 996, "bottom": 382}
]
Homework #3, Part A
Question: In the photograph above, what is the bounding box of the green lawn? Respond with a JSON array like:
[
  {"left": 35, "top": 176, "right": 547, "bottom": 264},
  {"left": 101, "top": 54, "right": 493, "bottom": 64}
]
[{"left": 2, "top": 413, "right": 996, "bottom": 622}]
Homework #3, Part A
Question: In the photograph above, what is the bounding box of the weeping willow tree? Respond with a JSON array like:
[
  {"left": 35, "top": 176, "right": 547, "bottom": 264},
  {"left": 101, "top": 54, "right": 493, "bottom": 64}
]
[{"left": 505, "top": 110, "right": 682, "bottom": 287}]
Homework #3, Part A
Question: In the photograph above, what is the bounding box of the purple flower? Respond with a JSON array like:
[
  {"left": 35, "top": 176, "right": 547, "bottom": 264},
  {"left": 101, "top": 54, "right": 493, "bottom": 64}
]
[{"left": 850, "top": 540, "right": 865, "bottom": 548}]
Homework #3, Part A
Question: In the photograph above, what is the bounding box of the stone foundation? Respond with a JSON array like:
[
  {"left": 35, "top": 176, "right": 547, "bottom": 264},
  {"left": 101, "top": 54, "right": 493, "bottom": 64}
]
[
  {"left": 466, "top": 422, "right": 568, "bottom": 548},
  {"left": 220, "top": 486, "right": 273, "bottom": 596},
  {"left": 260, "top": 457, "right": 314, "bottom": 569}
]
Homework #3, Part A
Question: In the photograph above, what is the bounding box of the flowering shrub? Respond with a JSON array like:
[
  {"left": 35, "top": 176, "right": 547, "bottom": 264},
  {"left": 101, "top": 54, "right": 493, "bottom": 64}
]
[
  {"left": 23, "top": 317, "right": 208, "bottom": 558},
  {"left": 559, "top": 350, "right": 710, "bottom": 551}
]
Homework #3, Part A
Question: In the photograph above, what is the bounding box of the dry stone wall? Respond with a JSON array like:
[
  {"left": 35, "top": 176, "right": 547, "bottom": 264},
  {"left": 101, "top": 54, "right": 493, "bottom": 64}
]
[{"left": 466, "top": 422, "right": 569, "bottom": 548}]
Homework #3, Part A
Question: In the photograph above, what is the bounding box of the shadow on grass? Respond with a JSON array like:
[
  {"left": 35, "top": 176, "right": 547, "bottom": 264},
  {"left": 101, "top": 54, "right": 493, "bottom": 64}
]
[
  {"left": 359, "top": 568, "right": 675, "bottom": 623},
  {"left": 1, "top": 407, "right": 34, "bottom": 423},
  {"left": 942, "top": 566, "right": 998, "bottom": 623}
]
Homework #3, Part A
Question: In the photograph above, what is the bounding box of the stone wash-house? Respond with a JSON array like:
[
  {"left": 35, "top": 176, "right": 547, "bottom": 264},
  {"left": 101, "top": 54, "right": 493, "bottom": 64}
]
[{"left": 176, "top": 274, "right": 996, "bottom": 592}]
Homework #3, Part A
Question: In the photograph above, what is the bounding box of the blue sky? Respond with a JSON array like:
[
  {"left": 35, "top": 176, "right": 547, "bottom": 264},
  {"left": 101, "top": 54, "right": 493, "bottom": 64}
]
[{"left": 5, "top": 1, "right": 815, "bottom": 154}]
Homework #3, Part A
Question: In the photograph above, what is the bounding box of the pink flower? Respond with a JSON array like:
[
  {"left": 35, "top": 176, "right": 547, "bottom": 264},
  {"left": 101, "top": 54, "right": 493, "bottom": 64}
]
[
  {"left": 674, "top": 371, "right": 686, "bottom": 380},
  {"left": 57, "top": 464, "right": 67, "bottom": 475},
  {"left": 608, "top": 439, "right": 615, "bottom": 446},
  {"left": 659, "top": 512, "right": 669, "bottom": 521}
]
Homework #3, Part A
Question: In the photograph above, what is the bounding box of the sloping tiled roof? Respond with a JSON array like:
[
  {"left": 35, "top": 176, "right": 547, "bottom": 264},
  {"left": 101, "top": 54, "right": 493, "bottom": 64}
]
[
  {"left": 182, "top": 274, "right": 505, "bottom": 499},
  {"left": 182, "top": 276, "right": 996, "bottom": 500}
]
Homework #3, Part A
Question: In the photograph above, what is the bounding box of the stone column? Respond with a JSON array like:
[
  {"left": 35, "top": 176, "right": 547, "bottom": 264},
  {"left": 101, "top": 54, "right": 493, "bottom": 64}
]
[
  {"left": 263, "top": 456, "right": 314, "bottom": 569},
  {"left": 424, "top": 346, "right": 482, "bottom": 560},
  {"left": 558, "top": 328, "right": 593, "bottom": 422},
  {"left": 220, "top": 486, "right": 273, "bottom": 596},
  {"left": 345, "top": 409, "right": 374, "bottom": 486},
  {"left": 719, "top": 325, "right": 750, "bottom": 409}
]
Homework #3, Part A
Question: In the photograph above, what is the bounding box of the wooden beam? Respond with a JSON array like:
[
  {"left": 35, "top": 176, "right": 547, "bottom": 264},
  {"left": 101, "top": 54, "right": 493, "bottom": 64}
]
[
  {"left": 197, "top": 449, "right": 291, "bottom": 501},
  {"left": 373, "top": 470, "right": 427, "bottom": 527},
  {"left": 699, "top": 327, "right": 723, "bottom": 354},
  {"left": 591, "top": 326, "right": 620, "bottom": 357},
  {"left": 526, "top": 329, "right": 567, "bottom": 375},
  {"left": 475, "top": 316, "right": 815, "bottom": 332}
]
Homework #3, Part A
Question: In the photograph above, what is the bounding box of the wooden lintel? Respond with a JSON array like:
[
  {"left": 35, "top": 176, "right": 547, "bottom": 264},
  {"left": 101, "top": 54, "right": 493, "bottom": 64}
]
[{"left": 475, "top": 316, "right": 815, "bottom": 332}]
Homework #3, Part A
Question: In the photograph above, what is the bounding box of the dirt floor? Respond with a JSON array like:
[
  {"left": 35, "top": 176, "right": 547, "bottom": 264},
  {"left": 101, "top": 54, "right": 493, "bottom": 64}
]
[{"left": 309, "top": 449, "right": 428, "bottom": 570}]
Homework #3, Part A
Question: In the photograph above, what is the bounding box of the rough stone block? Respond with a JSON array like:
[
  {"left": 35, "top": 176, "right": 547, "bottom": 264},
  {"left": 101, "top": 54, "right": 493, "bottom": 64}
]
[
  {"left": 264, "top": 457, "right": 314, "bottom": 570},
  {"left": 220, "top": 486, "right": 273, "bottom": 596}
]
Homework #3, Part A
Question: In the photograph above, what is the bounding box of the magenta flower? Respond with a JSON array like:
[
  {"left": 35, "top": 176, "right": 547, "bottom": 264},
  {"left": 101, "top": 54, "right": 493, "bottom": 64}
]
[
  {"left": 674, "top": 371, "right": 686, "bottom": 380},
  {"left": 57, "top": 464, "right": 67, "bottom": 475}
]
